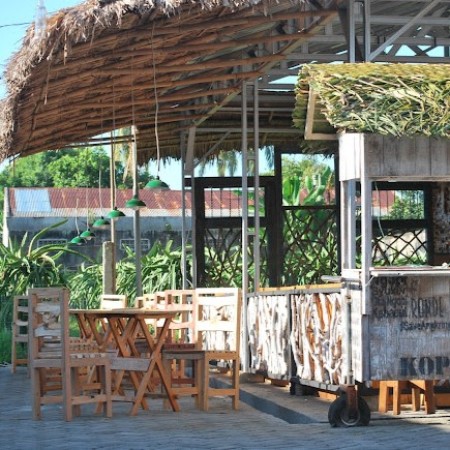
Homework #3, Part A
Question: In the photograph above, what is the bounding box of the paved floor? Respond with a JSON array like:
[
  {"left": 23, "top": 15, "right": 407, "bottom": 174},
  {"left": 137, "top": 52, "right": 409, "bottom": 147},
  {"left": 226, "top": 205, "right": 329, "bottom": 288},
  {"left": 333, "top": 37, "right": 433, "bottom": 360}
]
[{"left": 2, "top": 366, "right": 450, "bottom": 449}]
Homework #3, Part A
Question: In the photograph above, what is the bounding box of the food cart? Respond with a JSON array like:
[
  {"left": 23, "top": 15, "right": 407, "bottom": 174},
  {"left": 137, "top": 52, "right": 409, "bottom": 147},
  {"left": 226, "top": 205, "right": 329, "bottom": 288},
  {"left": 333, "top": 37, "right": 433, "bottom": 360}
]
[{"left": 327, "top": 132, "right": 450, "bottom": 426}]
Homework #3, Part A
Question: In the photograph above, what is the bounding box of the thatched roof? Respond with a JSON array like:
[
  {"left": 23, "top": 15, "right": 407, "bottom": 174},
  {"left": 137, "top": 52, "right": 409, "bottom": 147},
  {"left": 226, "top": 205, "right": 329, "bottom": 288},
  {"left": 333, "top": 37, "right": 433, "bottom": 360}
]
[
  {"left": 294, "top": 63, "right": 450, "bottom": 138},
  {"left": 0, "top": 0, "right": 339, "bottom": 164}
]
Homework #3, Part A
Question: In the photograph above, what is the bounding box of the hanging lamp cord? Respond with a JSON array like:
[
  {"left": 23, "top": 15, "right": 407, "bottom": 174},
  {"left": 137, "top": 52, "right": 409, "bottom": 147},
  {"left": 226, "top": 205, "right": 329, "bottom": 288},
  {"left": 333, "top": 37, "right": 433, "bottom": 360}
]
[{"left": 151, "top": 23, "right": 161, "bottom": 175}]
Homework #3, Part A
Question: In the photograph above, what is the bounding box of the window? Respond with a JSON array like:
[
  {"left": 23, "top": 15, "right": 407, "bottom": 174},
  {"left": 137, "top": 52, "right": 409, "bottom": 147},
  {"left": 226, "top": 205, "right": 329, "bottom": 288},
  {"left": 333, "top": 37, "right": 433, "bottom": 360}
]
[
  {"left": 120, "top": 239, "right": 151, "bottom": 252},
  {"left": 37, "top": 238, "right": 67, "bottom": 246},
  {"left": 372, "top": 187, "right": 424, "bottom": 219},
  {"left": 369, "top": 183, "right": 428, "bottom": 266}
]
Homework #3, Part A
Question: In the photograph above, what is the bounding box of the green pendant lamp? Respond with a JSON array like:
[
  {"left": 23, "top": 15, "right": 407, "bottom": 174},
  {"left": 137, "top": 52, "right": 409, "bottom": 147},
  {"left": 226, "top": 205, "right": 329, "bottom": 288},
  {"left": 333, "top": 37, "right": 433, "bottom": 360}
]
[
  {"left": 107, "top": 206, "right": 126, "bottom": 220},
  {"left": 80, "top": 228, "right": 96, "bottom": 240},
  {"left": 125, "top": 194, "right": 146, "bottom": 210},
  {"left": 145, "top": 176, "right": 169, "bottom": 190},
  {"left": 70, "top": 236, "right": 85, "bottom": 245},
  {"left": 92, "top": 216, "right": 110, "bottom": 229}
]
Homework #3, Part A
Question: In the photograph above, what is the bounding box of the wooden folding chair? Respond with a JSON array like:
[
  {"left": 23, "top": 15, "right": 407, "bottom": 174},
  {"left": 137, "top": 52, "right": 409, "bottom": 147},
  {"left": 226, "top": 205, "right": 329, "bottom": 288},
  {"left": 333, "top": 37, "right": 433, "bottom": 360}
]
[
  {"left": 134, "top": 292, "right": 166, "bottom": 348},
  {"left": 11, "top": 295, "right": 29, "bottom": 374},
  {"left": 29, "top": 287, "right": 112, "bottom": 421},
  {"left": 136, "top": 290, "right": 195, "bottom": 356},
  {"left": 100, "top": 294, "right": 127, "bottom": 309},
  {"left": 154, "top": 290, "right": 196, "bottom": 345},
  {"left": 98, "top": 294, "right": 128, "bottom": 337},
  {"left": 163, "top": 288, "right": 241, "bottom": 411}
]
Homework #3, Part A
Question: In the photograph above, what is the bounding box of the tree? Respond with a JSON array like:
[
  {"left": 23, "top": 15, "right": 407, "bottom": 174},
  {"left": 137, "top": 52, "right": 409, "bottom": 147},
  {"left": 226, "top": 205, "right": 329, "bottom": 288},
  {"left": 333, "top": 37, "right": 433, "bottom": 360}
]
[
  {"left": 282, "top": 155, "right": 334, "bottom": 191},
  {"left": 0, "top": 152, "right": 53, "bottom": 187},
  {"left": 197, "top": 147, "right": 275, "bottom": 177},
  {"left": 48, "top": 148, "right": 110, "bottom": 188},
  {"left": 388, "top": 190, "right": 424, "bottom": 220},
  {"left": 0, "top": 146, "right": 150, "bottom": 226},
  {"left": 0, "top": 148, "right": 111, "bottom": 188}
]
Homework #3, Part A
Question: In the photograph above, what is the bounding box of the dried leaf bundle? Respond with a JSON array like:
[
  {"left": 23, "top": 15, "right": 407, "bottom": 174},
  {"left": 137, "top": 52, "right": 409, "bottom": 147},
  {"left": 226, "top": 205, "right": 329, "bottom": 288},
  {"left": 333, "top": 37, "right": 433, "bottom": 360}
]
[{"left": 294, "top": 63, "right": 450, "bottom": 138}]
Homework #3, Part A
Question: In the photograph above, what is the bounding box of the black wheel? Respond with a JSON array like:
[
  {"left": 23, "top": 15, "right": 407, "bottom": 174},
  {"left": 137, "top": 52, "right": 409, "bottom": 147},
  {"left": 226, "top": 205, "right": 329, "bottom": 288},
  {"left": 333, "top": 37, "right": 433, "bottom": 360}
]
[
  {"left": 290, "top": 379, "right": 307, "bottom": 396},
  {"left": 328, "top": 394, "right": 371, "bottom": 427},
  {"left": 289, "top": 379, "right": 297, "bottom": 395}
]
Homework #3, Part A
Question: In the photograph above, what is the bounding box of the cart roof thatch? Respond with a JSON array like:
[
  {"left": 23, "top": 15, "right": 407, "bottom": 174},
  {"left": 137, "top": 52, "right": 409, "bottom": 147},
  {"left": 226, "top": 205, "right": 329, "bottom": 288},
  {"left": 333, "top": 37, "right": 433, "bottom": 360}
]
[
  {"left": 0, "top": 0, "right": 337, "bottom": 164},
  {"left": 294, "top": 63, "right": 450, "bottom": 139}
]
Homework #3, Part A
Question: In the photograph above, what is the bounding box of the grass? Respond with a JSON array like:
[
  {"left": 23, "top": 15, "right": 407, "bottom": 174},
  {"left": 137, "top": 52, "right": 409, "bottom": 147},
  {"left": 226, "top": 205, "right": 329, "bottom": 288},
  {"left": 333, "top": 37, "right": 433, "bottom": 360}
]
[{"left": 0, "top": 329, "right": 14, "bottom": 364}]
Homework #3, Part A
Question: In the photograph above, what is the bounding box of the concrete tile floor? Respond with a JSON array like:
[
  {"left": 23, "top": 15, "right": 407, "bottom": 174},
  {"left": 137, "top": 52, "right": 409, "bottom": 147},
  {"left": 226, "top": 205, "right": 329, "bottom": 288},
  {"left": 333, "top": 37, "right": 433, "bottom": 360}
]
[{"left": 2, "top": 366, "right": 450, "bottom": 450}]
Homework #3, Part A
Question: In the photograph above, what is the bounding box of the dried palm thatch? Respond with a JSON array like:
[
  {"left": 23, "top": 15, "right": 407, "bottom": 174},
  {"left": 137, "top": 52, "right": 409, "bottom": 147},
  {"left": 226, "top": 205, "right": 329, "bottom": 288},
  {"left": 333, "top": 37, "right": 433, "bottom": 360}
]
[
  {"left": 294, "top": 63, "right": 450, "bottom": 138},
  {"left": 0, "top": 0, "right": 335, "bottom": 164}
]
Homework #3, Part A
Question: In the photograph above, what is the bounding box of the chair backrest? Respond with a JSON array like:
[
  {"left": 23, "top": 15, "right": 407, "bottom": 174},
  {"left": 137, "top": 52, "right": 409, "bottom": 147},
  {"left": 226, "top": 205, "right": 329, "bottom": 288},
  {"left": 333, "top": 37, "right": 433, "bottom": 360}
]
[
  {"left": 137, "top": 292, "right": 165, "bottom": 309},
  {"left": 12, "top": 295, "right": 29, "bottom": 340},
  {"left": 11, "top": 295, "right": 29, "bottom": 372},
  {"left": 141, "top": 290, "right": 196, "bottom": 344},
  {"left": 194, "top": 288, "right": 241, "bottom": 352},
  {"left": 164, "top": 290, "right": 196, "bottom": 345},
  {"left": 100, "top": 294, "right": 127, "bottom": 310},
  {"left": 28, "top": 288, "right": 70, "bottom": 361}
]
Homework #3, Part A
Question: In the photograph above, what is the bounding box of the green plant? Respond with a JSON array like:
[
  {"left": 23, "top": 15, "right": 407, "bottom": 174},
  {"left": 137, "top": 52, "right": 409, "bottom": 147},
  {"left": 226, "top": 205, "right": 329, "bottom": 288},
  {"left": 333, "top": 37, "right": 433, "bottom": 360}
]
[
  {"left": 140, "top": 240, "right": 190, "bottom": 297},
  {"left": 65, "top": 240, "right": 191, "bottom": 309},
  {"left": 68, "top": 263, "right": 103, "bottom": 309},
  {"left": 0, "top": 222, "right": 67, "bottom": 298},
  {"left": 204, "top": 244, "right": 243, "bottom": 288},
  {"left": 0, "top": 329, "right": 14, "bottom": 364}
]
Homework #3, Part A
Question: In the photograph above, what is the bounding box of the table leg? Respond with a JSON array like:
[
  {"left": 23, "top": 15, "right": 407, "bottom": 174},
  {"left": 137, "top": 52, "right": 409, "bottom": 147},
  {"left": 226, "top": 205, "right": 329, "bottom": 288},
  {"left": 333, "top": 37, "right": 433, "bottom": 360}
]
[
  {"left": 129, "top": 317, "right": 180, "bottom": 415},
  {"left": 109, "top": 317, "right": 149, "bottom": 411}
]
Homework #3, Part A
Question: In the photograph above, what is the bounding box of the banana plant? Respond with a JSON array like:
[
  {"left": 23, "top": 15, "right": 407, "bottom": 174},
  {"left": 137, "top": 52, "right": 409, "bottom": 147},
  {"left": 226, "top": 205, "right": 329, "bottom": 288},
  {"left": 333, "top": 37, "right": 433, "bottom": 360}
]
[{"left": 283, "top": 165, "right": 333, "bottom": 207}]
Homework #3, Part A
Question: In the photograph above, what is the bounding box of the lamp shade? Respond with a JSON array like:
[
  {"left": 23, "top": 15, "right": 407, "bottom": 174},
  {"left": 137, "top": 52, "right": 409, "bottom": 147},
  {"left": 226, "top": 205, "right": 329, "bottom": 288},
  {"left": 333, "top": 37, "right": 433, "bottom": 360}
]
[
  {"left": 107, "top": 207, "right": 126, "bottom": 220},
  {"left": 125, "top": 195, "right": 146, "bottom": 210},
  {"left": 80, "top": 228, "right": 96, "bottom": 240},
  {"left": 92, "top": 217, "right": 110, "bottom": 229},
  {"left": 145, "top": 176, "right": 169, "bottom": 190},
  {"left": 70, "top": 236, "right": 85, "bottom": 245}
]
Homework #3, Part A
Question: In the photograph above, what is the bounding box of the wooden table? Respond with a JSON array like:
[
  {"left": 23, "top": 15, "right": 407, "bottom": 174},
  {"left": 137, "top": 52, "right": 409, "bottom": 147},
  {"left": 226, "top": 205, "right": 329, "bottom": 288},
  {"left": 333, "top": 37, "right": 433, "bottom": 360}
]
[{"left": 70, "top": 308, "right": 180, "bottom": 415}]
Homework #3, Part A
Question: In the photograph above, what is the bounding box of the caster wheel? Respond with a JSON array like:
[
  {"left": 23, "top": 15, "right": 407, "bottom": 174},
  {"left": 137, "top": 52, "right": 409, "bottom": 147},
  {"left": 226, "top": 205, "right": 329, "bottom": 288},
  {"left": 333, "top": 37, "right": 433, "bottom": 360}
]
[
  {"left": 289, "top": 380, "right": 297, "bottom": 395},
  {"left": 328, "top": 394, "right": 371, "bottom": 427},
  {"left": 289, "top": 379, "right": 307, "bottom": 396}
]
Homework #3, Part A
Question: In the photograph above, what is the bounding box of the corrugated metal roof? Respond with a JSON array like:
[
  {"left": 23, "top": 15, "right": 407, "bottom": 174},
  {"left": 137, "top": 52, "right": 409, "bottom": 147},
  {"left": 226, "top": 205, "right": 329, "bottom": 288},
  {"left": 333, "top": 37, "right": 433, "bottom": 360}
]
[
  {"left": 7, "top": 187, "right": 243, "bottom": 218},
  {"left": 15, "top": 189, "right": 51, "bottom": 213}
]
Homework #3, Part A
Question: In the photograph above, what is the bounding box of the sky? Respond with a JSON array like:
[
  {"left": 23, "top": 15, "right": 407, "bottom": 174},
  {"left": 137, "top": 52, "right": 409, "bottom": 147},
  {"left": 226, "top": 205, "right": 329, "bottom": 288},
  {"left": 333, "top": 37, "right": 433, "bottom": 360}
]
[
  {"left": 0, "top": 1, "right": 274, "bottom": 188},
  {"left": 0, "top": 1, "right": 81, "bottom": 99}
]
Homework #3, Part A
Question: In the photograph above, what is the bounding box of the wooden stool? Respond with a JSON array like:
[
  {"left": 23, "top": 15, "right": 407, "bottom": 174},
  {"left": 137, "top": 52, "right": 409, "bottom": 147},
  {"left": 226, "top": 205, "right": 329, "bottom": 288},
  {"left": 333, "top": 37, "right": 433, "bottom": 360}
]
[
  {"left": 410, "top": 380, "right": 436, "bottom": 414},
  {"left": 378, "top": 380, "right": 435, "bottom": 415}
]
